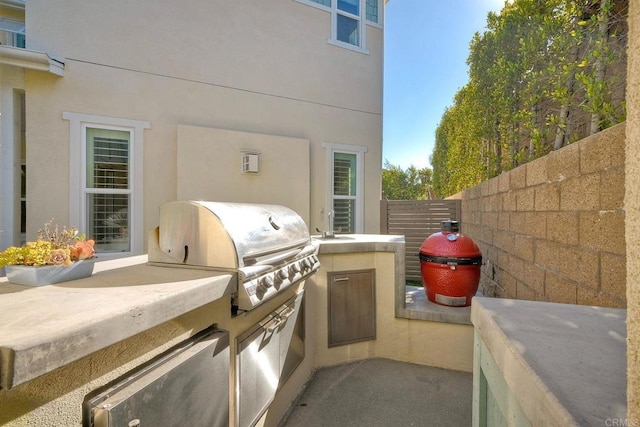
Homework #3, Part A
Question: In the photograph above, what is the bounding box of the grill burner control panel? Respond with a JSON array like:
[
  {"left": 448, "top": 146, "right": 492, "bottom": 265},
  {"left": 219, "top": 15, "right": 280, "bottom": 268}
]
[{"left": 239, "top": 254, "right": 319, "bottom": 310}]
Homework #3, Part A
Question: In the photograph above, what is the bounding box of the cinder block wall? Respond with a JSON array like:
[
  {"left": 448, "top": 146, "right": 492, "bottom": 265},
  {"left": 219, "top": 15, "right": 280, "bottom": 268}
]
[
  {"left": 460, "top": 123, "right": 626, "bottom": 308},
  {"left": 625, "top": 0, "right": 639, "bottom": 417}
]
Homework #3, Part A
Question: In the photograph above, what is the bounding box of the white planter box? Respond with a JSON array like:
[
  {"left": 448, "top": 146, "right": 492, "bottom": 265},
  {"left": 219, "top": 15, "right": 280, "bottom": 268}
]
[{"left": 5, "top": 259, "right": 95, "bottom": 286}]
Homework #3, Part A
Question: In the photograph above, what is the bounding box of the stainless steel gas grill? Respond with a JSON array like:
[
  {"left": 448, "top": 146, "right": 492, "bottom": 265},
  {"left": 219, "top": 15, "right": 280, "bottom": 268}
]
[{"left": 147, "top": 201, "right": 320, "bottom": 312}]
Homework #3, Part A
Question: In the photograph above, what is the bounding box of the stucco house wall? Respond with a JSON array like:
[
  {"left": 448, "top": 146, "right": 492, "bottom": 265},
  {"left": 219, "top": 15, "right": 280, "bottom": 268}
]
[{"left": 3, "top": 0, "right": 384, "bottom": 252}]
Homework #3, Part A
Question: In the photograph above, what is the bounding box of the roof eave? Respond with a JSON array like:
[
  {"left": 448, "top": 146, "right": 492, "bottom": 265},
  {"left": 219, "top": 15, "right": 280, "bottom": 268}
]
[{"left": 0, "top": 45, "right": 64, "bottom": 76}]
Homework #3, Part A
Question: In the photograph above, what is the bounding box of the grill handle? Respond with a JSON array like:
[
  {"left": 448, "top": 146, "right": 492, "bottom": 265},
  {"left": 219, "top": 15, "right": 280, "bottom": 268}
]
[{"left": 266, "top": 306, "right": 296, "bottom": 333}]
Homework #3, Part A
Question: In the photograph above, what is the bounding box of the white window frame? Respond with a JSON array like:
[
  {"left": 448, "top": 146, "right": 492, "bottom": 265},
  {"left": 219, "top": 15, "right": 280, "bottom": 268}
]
[
  {"left": 296, "top": 0, "right": 382, "bottom": 53},
  {"left": 323, "top": 142, "right": 367, "bottom": 233},
  {"left": 63, "top": 112, "right": 150, "bottom": 257}
]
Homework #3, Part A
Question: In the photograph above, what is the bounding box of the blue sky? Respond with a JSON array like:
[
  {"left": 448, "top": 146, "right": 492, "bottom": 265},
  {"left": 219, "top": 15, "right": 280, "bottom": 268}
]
[{"left": 383, "top": 0, "right": 506, "bottom": 169}]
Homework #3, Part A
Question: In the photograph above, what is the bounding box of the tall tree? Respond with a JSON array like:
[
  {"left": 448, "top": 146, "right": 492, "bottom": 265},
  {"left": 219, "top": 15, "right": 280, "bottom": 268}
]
[
  {"left": 432, "top": 85, "right": 486, "bottom": 198},
  {"left": 382, "top": 161, "right": 434, "bottom": 200},
  {"left": 431, "top": 0, "right": 627, "bottom": 197}
]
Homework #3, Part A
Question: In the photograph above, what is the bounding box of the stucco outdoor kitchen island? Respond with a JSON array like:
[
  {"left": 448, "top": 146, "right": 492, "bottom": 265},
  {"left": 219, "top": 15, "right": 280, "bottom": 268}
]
[
  {"left": 0, "top": 255, "right": 250, "bottom": 426},
  {"left": 0, "top": 233, "right": 478, "bottom": 426}
]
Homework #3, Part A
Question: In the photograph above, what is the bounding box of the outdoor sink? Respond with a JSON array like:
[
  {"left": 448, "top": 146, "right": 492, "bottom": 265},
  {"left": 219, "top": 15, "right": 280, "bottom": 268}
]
[{"left": 312, "top": 235, "right": 355, "bottom": 241}]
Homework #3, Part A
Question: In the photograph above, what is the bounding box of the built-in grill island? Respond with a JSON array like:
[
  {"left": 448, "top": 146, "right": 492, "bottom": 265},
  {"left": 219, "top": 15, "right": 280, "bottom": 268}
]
[
  {"left": 84, "top": 201, "right": 319, "bottom": 427},
  {"left": 147, "top": 200, "right": 320, "bottom": 313}
]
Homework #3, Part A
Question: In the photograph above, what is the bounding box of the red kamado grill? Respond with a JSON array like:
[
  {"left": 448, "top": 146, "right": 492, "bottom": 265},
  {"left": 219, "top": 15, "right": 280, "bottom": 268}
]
[{"left": 419, "top": 220, "right": 482, "bottom": 307}]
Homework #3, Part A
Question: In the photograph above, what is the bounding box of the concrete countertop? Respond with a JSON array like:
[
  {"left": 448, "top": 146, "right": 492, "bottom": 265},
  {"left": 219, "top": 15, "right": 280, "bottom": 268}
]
[
  {"left": 0, "top": 255, "right": 235, "bottom": 389},
  {"left": 312, "top": 234, "right": 405, "bottom": 254},
  {"left": 471, "top": 297, "right": 627, "bottom": 426}
]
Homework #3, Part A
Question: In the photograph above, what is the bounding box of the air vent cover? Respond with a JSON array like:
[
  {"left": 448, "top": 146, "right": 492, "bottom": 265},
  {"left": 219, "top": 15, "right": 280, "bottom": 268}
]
[{"left": 241, "top": 152, "right": 259, "bottom": 174}]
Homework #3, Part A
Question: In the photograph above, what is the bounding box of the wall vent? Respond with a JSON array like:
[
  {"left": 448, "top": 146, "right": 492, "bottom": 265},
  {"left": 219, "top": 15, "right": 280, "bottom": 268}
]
[{"left": 241, "top": 151, "right": 260, "bottom": 174}]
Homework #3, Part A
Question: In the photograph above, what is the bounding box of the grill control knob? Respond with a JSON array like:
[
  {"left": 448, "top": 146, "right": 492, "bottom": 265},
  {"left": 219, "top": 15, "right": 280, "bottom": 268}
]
[
  {"left": 259, "top": 275, "right": 274, "bottom": 291},
  {"left": 289, "top": 262, "right": 301, "bottom": 276},
  {"left": 275, "top": 269, "right": 288, "bottom": 285},
  {"left": 302, "top": 257, "right": 313, "bottom": 271}
]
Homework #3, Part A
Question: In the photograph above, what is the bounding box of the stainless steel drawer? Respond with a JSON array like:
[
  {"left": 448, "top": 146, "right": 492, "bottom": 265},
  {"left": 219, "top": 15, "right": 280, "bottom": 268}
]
[{"left": 84, "top": 326, "right": 229, "bottom": 427}]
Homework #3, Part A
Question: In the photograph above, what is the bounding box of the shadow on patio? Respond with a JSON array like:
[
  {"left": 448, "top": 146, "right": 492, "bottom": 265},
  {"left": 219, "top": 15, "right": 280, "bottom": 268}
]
[{"left": 280, "top": 358, "right": 472, "bottom": 427}]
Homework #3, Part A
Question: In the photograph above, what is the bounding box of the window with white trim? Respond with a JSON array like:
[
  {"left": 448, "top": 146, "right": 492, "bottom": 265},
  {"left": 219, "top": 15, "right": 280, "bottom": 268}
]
[
  {"left": 299, "top": 0, "right": 380, "bottom": 51},
  {"left": 324, "top": 142, "right": 367, "bottom": 233},
  {"left": 63, "top": 112, "right": 150, "bottom": 256}
]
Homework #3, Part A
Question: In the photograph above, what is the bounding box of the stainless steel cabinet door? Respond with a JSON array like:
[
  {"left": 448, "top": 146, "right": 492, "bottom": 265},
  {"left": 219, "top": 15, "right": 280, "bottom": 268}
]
[{"left": 328, "top": 269, "right": 376, "bottom": 347}]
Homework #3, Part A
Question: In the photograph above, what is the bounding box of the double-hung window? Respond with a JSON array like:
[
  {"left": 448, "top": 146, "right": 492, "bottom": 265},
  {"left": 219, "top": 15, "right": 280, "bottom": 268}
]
[
  {"left": 64, "top": 112, "right": 150, "bottom": 256},
  {"left": 324, "top": 142, "right": 367, "bottom": 233},
  {"left": 85, "top": 127, "right": 131, "bottom": 253},
  {"left": 301, "top": 0, "right": 381, "bottom": 51}
]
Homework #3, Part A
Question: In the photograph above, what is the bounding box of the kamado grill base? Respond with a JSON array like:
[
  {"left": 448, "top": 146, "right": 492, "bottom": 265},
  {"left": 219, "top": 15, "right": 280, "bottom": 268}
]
[{"left": 419, "top": 260, "right": 481, "bottom": 307}]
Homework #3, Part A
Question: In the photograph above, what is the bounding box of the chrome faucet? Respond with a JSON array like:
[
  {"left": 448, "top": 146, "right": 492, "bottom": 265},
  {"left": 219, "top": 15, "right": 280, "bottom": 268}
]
[
  {"left": 327, "top": 210, "right": 335, "bottom": 238},
  {"left": 315, "top": 210, "right": 339, "bottom": 238}
]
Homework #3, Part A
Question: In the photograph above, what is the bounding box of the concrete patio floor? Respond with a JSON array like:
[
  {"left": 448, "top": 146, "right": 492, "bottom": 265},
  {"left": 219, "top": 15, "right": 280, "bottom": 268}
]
[{"left": 279, "top": 358, "right": 473, "bottom": 427}]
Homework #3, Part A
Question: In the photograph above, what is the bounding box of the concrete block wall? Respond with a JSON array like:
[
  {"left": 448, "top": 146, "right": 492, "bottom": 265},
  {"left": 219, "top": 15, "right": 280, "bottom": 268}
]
[
  {"left": 461, "top": 123, "right": 626, "bottom": 308},
  {"left": 625, "top": 0, "right": 639, "bottom": 417}
]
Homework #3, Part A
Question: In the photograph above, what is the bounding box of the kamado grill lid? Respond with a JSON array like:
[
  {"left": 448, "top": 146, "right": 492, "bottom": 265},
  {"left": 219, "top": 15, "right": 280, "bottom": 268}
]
[{"left": 419, "top": 220, "right": 482, "bottom": 264}]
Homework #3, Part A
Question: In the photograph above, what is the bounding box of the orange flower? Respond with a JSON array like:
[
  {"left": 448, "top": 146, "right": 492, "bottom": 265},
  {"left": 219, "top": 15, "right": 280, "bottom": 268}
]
[
  {"left": 70, "top": 240, "right": 95, "bottom": 261},
  {"left": 48, "top": 248, "right": 72, "bottom": 266}
]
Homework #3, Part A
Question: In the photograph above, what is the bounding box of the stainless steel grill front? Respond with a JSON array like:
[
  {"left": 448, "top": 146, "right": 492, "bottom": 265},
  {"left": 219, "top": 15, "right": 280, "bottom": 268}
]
[{"left": 148, "top": 201, "right": 320, "bottom": 311}]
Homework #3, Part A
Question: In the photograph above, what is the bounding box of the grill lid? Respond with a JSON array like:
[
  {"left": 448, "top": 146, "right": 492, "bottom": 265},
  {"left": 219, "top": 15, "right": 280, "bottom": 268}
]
[{"left": 148, "top": 201, "right": 311, "bottom": 269}]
